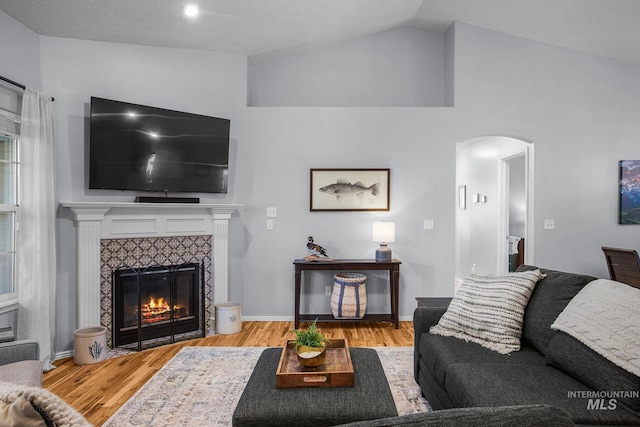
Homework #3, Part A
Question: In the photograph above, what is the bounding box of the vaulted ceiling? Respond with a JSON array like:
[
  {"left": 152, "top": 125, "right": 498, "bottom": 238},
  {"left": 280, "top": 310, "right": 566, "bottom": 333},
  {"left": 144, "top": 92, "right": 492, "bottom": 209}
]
[{"left": 1, "top": 0, "right": 640, "bottom": 64}]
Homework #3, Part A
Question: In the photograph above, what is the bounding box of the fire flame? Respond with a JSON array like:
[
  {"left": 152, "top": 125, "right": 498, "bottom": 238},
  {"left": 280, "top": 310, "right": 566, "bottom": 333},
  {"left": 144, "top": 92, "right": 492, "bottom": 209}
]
[
  {"left": 148, "top": 297, "right": 169, "bottom": 310},
  {"left": 140, "top": 296, "right": 187, "bottom": 323}
]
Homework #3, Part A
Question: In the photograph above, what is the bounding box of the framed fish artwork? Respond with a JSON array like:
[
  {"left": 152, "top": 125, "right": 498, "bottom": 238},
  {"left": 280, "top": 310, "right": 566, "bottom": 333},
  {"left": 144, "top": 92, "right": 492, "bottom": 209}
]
[{"left": 310, "top": 168, "right": 390, "bottom": 211}]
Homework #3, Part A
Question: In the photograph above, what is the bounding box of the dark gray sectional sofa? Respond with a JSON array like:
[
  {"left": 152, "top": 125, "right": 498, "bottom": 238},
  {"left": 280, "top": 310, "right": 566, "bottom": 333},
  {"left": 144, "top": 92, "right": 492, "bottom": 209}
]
[
  {"left": 337, "top": 404, "right": 574, "bottom": 426},
  {"left": 414, "top": 265, "right": 640, "bottom": 426}
]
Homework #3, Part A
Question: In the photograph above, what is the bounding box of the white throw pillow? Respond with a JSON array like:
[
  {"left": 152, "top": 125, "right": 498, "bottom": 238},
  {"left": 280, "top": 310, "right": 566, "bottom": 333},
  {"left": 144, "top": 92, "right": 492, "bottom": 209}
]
[{"left": 430, "top": 270, "right": 544, "bottom": 354}]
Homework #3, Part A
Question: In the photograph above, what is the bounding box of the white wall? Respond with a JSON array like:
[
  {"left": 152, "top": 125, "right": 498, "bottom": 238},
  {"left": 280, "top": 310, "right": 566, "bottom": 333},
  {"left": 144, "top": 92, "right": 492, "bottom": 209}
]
[
  {"left": 249, "top": 27, "right": 447, "bottom": 107},
  {"left": 508, "top": 155, "right": 526, "bottom": 238}
]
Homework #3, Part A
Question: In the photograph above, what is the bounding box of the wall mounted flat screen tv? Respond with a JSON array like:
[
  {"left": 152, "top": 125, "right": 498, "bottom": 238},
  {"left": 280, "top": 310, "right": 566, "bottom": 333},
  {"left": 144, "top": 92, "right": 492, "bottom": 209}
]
[{"left": 89, "top": 97, "right": 230, "bottom": 194}]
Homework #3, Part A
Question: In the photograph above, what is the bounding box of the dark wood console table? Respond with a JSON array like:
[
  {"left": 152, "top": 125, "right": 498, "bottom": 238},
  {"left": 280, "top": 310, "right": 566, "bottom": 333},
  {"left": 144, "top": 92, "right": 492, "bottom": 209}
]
[{"left": 293, "top": 259, "right": 401, "bottom": 329}]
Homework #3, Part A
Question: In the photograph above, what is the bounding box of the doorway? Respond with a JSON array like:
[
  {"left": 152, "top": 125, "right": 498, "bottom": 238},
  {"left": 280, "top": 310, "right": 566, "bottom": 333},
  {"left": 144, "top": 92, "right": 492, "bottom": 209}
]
[
  {"left": 455, "top": 136, "right": 533, "bottom": 285},
  {"left": 500, "top": 153, "right": 528, "bottom": 272}
]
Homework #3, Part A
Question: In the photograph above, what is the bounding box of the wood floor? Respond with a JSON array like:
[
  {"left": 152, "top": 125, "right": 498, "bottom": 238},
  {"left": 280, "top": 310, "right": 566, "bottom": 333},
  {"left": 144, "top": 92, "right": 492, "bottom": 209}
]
[{"left": 43, "top": 321, "right": 414, "bottom": 426}]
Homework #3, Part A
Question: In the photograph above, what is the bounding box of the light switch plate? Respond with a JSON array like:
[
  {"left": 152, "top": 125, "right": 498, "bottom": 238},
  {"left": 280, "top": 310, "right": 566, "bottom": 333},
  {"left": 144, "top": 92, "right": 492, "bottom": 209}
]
[{"left": 423, "top": 219, "right": 434, "bottom": 230}]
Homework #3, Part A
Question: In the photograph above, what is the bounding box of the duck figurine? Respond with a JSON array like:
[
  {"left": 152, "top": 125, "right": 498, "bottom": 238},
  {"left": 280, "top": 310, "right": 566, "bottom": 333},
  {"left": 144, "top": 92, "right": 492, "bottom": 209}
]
[{"left": 305, "top": 236, "right": 331, "bottom": 261}]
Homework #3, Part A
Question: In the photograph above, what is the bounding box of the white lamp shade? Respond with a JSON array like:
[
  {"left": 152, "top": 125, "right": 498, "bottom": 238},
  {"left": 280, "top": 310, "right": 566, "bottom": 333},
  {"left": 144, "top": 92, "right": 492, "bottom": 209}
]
[{"left": 372, "top": 222, "right": 396, "bottom": 243}]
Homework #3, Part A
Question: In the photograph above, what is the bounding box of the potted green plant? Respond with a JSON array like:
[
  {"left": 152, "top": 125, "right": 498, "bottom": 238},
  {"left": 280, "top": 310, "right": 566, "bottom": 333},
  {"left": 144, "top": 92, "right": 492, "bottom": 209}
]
[{"left": 291, "top": 319, "right": 330, "bottom": 367}]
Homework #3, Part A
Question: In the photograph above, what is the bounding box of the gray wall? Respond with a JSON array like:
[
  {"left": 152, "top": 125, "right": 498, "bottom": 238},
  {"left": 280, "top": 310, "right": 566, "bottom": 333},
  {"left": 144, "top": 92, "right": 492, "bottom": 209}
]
[
  {"left": 243, "top": 107, "right": 455, "bottom": 319},
  {"left": 0, "top": 11, "right": 41, "bottom": 89},
  {"left": 452, "top": 22, "right": 640, "bottom": 275},
  {"left": 37, "top": 37, "right": 248, "bottom": 352},
  {"left": 0, "top": 11, "right": 40, "bottom": 335},
  {"left": 3, "top": 10, "right": 640, "bottom": 356},
  {"left": 249, "top": 27, "right": 447, "bottom": 106}
]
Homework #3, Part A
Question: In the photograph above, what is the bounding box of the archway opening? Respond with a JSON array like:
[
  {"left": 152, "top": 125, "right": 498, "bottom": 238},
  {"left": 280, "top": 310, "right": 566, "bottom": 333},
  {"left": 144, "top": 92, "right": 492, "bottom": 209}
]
[{"left": 455, "top": 136, "right": 534, "bottom": 289}]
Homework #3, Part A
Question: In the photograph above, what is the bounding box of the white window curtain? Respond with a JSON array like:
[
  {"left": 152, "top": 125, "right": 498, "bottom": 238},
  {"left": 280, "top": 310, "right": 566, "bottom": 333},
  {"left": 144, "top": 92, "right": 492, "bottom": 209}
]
[{"left": 17, "top": 88, "right": 56, "bottom": 371}]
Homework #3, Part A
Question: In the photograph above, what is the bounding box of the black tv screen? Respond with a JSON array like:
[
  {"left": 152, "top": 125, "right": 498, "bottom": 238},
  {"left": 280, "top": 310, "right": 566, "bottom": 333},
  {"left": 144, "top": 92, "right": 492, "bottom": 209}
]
[{"left": 89, "top": 97, "right": 230, "bottom": 194}]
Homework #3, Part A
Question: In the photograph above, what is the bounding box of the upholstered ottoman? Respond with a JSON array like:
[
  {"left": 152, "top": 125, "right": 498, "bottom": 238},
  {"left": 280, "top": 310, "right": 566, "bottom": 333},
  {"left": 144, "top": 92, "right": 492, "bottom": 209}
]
[{"left": 232, "top": 347, "right": 398, "bottom": 427}]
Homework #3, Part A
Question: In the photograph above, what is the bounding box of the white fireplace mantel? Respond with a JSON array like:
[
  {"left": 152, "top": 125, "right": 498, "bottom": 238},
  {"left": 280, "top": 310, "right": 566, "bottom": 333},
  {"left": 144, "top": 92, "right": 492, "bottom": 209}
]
[{"left": 62, "top": 202, "right": 242, "bottom": 329}]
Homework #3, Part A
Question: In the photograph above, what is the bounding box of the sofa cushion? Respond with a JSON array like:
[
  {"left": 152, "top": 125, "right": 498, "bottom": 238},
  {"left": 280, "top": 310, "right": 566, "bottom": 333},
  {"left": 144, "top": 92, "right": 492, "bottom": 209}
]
[
  {"left": 418, "top": 332, "right": 545, "bottom": 385},
  {"left": 551, "top": 279, "right": 640, "bottom": 378},
  {"left": 546, "top": 331, "right": 640, "bottom": 416},
  {"left": 515, "top": 265, "right": 596, "bottom": 356},
  {"left": 416, "top": 359, "right": 453, "bottom": 410},
  {"left": 430, "top": 270, "right": 543, "bottom": 354},
  {"left": 445, "top": 363, "right": 640, "bottom": 425},
  {"left": 0, "top": 361, "right": 42, "bottom": 388},
  {"left": 335, "top": 405, "right": 575, "bottom": 427}
]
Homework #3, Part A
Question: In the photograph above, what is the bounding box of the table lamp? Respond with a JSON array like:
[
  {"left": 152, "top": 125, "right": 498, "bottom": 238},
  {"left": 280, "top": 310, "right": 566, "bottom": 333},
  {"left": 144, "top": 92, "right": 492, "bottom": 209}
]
[{"left": 372, "top": 221, "right": 395, "bottom": 261}]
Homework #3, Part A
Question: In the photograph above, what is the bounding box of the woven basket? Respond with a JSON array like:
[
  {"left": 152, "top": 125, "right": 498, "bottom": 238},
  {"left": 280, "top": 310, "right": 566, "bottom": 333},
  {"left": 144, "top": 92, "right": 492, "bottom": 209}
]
[{"left": 331, "top": 273, "right": 367, "bottom": 319}]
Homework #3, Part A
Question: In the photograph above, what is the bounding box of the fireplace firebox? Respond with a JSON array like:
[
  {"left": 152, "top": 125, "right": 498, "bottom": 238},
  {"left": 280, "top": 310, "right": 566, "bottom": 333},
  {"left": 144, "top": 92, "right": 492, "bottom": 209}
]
[{"left": 113, "top": 263, "right": 204, "bottom": 349}]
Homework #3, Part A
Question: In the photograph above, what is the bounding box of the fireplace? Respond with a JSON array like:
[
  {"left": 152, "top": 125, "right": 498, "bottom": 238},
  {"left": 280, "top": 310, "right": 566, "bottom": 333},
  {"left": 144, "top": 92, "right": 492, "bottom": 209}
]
[
  {"left": 62, "top": 202, "right": 240, "bottom": 350},
  {"left": 113, "top": 263, "right": 204, "bottom": 348}
]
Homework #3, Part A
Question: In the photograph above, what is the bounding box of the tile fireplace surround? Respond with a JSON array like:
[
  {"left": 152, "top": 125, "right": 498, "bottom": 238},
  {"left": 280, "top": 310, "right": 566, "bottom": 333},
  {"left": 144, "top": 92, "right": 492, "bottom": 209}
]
[
  {"left": 101, "top": 235, "right": 211, "bottom": 348},
  {"left": 62, "top": 202, "right": 241, "bottom": 338}
]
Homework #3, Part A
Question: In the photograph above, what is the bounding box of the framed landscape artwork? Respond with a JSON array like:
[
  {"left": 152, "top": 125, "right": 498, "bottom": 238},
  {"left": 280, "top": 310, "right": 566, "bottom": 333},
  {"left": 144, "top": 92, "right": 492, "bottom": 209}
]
[
  {"left": 310, "top": 168, "right": 390, "bottom": 211},
  {"left": 619, "top": 160, "right": 640, "bottom": 224}
]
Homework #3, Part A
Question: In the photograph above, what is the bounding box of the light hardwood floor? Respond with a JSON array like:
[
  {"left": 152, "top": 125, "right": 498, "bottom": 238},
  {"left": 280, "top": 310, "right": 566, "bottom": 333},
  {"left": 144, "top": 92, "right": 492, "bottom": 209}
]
[{"left": 44, "top": 321, "right": 415, "bottom": 426}]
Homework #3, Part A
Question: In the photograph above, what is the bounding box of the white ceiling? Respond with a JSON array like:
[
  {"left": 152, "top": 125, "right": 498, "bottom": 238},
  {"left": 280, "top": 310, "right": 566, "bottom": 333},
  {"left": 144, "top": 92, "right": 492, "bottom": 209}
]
[{"left": 1, "top": 0, "right": 640, "bottom": 65}]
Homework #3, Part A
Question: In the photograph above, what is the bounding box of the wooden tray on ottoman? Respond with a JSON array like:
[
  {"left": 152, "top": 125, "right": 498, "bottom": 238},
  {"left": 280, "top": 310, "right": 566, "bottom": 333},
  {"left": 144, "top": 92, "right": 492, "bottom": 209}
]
[{"left": 276, "top": 338, "right": 354, "bottom": 388}]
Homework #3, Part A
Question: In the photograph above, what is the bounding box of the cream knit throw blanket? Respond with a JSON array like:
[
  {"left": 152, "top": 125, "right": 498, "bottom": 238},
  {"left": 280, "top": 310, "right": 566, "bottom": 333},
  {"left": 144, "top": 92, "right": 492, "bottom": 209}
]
[
  {"left": 551, "top": 279, "right": 640, "bottom": 377},
  {"left": 0, "top": 382, "right": 91, "bottom": 427}
]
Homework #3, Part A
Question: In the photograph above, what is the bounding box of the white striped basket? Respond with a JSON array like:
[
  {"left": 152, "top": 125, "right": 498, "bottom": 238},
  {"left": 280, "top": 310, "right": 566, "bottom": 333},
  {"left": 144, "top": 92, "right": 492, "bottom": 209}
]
[{"left": 331, "top": 273, "right": 367, "bottom": 319}]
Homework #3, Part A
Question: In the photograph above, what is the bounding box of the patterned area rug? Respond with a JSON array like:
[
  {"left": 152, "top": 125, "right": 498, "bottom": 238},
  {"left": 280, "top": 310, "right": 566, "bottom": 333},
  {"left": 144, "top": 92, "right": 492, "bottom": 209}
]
[{"left": 104, "top": 346, "right": 430, "bottom": 426}]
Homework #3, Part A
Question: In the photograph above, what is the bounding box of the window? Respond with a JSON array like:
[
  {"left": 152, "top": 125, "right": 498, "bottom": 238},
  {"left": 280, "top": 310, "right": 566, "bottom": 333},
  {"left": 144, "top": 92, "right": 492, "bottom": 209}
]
[{"left": 0, "top": 85, "right": 20, "bottom": 302}]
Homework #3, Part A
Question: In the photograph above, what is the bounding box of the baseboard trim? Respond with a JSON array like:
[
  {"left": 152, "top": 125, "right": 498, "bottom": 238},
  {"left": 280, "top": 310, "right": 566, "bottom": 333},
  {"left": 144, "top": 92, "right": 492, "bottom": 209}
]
[
  {"left": 241, "top": 315, "right": 414, "bottom": 322},
  {"left": 55, "top": 350, "right": 74, "bottom": 361},
  {"left": 241, "top": 316, "right": 293, "bottom": 322}
]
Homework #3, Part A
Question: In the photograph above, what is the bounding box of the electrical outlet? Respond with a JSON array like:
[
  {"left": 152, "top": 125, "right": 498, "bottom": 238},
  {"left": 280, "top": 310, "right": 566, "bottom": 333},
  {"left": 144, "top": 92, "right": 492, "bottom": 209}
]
[
  {"left": 266, "top": 219, "right": 274, "bottom": 230},
  {"left": 544, "top": 219, "right": 555, "bottom": 230},
  {"left": 266, "top": 207, "right": 277, "bottom": 218},
  {"left": 325, "top": 285, "right": 332, "bottom": 296},
  {"left": 423, "top": 219, "right": 434, "bottom": 230}
]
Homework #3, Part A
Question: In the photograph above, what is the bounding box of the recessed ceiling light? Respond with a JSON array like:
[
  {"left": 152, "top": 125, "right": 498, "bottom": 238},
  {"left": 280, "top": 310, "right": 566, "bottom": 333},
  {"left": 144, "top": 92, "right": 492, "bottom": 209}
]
[{"left": 184, "top": 4, "right": 199, "bottom": 18}]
